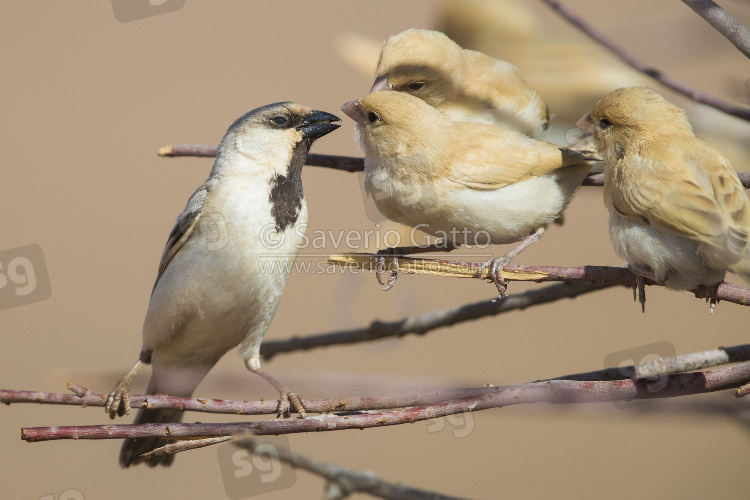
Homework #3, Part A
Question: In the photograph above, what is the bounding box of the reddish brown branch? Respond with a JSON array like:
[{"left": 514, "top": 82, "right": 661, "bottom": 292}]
[
  {"left": 19, "top": 362, "right": 750, "bottom": 442},
  {"left": 539, "top": 0, "right": 750, "bottom": 121}
]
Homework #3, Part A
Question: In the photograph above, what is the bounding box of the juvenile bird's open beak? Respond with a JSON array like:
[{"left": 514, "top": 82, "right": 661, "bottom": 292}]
[
  {"left": 370, "top": 74, "right": 391, "bottom": 93},
  {"left": 576, "top": 112, "right": 593, "bottom": 131},
  {"left": 566, "top": 113, "right": 600, "bottom": 159},
  {"left": 297, "top": 110, "right": 341, "bottom": 139},
  {"left": 340, "top": 99, "right": 361, "bottom": 122}
]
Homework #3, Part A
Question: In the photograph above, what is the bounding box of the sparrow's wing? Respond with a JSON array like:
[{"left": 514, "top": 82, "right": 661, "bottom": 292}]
[
  {"left": 446, "top": 126, "right": 587, "bottom": 190},
  {"left": 151, "top": 184, "right": 209, "bottom": 294},
  {"left": 612, "top": 142, "right": 750, "bottom": 257}
]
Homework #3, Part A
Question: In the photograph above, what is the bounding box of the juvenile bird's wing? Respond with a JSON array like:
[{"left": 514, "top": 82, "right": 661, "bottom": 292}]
[
  {"left": 611, "top": 141, "right": 750, "bottom": 257},
  {"left": 461, "top": 50, "right": 549, "bottom": 132},
  {"left": 151, "top": 184, "right": 210, "bottom": 294},
  {"left": 445, "top": 125, "right": 587, "bottom": 190}
]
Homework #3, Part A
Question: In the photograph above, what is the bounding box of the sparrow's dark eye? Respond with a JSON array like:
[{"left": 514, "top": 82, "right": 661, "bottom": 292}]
[
  {"left": 271, "top": 115, "right": 289, "bottom": 127},
  {"left": 368, "top": 111, "right": 380, "bottom": 123},
  {"left": 599, "top": 118, "right": 612, "bottom": 130},
  {"left": 407, "top": 82, "right": 426, "bottom": 91}
]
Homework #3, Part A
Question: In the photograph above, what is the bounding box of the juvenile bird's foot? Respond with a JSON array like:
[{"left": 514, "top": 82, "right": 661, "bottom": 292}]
[
  {"left": 634, "top": 275, "right": 646, "bottom": 313},
  {"left": 705, "top": 282, "right": 721, "bottom": 314},
  {"left": 105, "top": 356, "right": 147, "bottom": 419},
  {"left": 477, "top": 256, "right": 511, "bottom": 297},
  {"left": 375, "top": 248, "right": 400, "bottom": 291},
  {"left": 374, "top": 241, "right": 460, "bottom": 291}
]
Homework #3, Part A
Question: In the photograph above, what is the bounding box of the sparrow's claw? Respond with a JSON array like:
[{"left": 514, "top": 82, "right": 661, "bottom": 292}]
[
  {"left": 275, "top": 391, "right": 307, "bottom": 419},
  {"left": 105, "top": 379, "right": 132, "bottom": 419}
]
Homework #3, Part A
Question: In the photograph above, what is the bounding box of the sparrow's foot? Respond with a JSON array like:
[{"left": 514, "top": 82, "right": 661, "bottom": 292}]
[
  {"left": 252, "top": 367, "right": 307, "bottom": 418},
  {"left": 275, "top": 391, "right": 307, "bottom": 419},
  {"left": 105, "top": 357, "right": 146, "bottom": 419},
  {"left": 105, "top": 378, "right": 132, "bottom": 419}
]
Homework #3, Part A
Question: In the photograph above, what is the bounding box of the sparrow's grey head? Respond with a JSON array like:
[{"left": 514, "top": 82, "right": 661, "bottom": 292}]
[
  {"left": 214, "top": 102, "right": 340, "bottom": 177},
  {"left": 212, "top": 102, "right": 340, "bottom": 231}
]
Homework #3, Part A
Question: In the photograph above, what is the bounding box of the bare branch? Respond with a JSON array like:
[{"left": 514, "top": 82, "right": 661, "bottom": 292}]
[
  {"left": 157, "top": 147, "right": 750, "bottom": 188},
  {"left": 539, "top": 0, "right": 750, "bottom": 122},
  {"left": 262, "top": 281, "right": 616, "bottom": 360},
  {"left": 6, "top": 344, "right": 750, "bottom": 416},
  {"left": 681, "top": 0, "right": 750, "bottom": 59},
  {"left": 19, "top": 362, "right": 750, "bottom": 443},
  {"left": 232, "top": 435, "right": 470, "bottom": 500}
]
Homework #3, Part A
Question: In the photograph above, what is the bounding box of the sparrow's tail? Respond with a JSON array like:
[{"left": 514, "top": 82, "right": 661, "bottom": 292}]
[
  {"left": 119, "top": 364, "right": 212, "bottom": 468},
  {"left": 119, "top": 406, "right": 183, "bottom": 468}
]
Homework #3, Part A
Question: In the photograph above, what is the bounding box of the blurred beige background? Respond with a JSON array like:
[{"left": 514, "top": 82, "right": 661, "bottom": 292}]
[{"left": 2, "top": 1, "right": 750, "bottom": 499}]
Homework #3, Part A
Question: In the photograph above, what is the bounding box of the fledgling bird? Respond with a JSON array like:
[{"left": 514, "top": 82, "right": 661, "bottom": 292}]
[
  {"left": 341, "top": 91, "right": 591, "bottom": 295},
  {"left": 104, "top": 103, "right": 340, "bottom": 467},
  {"left": 371, "top": 28, "right": 549, "bottom": 137},
  {"left": 577, "top": 87, "right": 750, "bottom": 311}
]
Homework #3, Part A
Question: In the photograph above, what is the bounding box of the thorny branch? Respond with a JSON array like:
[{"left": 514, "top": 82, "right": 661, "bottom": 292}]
[
  {"left": 232, "top": 435, "right": 470, "bottom": 500},
  {"left": 17, "top": 361, "right": 750, "bottom": 443},
  {"left": 539, "top": 0, "right": 750, "bottom": 122},
  {"left": 158, "top": 146, "right": 750, "bottom": 188}
]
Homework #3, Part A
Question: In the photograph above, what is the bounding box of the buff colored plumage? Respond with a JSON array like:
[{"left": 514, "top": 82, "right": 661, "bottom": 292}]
[
  {"left": 342, "top": 91, "right": 591, "bottom": 295},
  {"left": 371, "top": 29, "right": 549, "bottom": 137},
  {"left": 578, "top": 87, "right": 750, "bottom": 310}
]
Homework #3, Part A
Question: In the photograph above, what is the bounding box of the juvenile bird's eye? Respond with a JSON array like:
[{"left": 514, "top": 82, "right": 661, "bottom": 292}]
[
  {"left": 368, "top": 111, "right": 380, "bottom": 123},
  {"left": 599, "top": 118, "right": 612, "bottom": 130},
  {"left": 271, "top": 115, "right": 288, "bottom": 127},
  {"left": 407, "top": 82, "right": 426, "bottom": 90}
]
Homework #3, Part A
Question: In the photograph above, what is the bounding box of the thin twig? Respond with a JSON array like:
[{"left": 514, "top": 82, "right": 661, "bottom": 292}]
[
  {"left": 232, "top": 434, "right": 470, "bottom": 500},
  {"left": 157, "top": 146, "right": 750, "bottom": 188},
  {"left": 140, "top": 436, "right": 231, "bottom": 462},
  {"left": 539, "top": 0, "right": 750, "bottom": 122},
  {"left": 681, "top": 0, "right": 750, "bottom": 59},
  {"left": 20, "top": 362, "right": 750, "bottom": 442}
]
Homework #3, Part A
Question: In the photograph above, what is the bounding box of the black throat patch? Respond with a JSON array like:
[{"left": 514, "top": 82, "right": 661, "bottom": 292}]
[{"left": 269, "top": 138, "right": 310, "bottom": 231}]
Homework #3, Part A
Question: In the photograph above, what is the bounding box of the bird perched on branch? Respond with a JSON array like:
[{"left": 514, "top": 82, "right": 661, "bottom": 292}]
[
  {"left": 371, "top": 28, "right": 549, "bottom": 137},
  {"left": 577, "top": 87, "right": 750, "bottom": 311},
  {"left": 105, "top": 102, "right": 340, "bottom": 467},
  {"left": 342, "top": 91, "right": 591, "bottom": 296}
]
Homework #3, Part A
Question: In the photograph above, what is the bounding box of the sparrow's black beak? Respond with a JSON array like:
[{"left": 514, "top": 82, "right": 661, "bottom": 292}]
[{"left": 298, "top": 110, "right": 341, "bottom": 139}]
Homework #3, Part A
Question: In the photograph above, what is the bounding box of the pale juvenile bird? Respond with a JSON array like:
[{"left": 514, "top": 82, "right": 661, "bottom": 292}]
[
  {"left": 105, "top": 103, "right": 340, "bottom": 467},
  {"left": 342, "top": 91, "right": 591, "bottom": 295},
  {"left": 577, "top": 87, "right": 750, "bottom": 311},
  {"left": 371, "top": 28, "right": 549, "bottom": 137}
]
